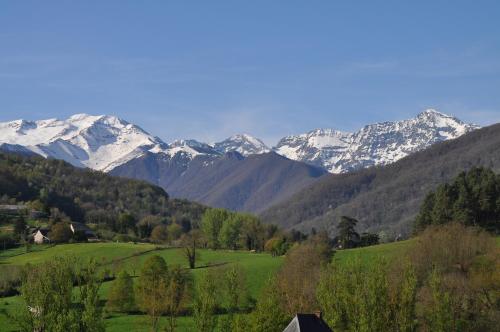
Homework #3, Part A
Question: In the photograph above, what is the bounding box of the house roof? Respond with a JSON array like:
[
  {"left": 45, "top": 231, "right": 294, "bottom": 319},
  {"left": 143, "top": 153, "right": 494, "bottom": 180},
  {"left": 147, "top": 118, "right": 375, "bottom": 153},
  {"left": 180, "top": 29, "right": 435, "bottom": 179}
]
[
  {"left": 70, "top": 222, "right": 92, "bottom": 232},
  {"left": 70, "top": 222, "right": 96, "bottom": 237},
  {"left": 283, "top": 314, "right": 333, "bottom": 332},
  {"left": 34, "top": 228, "right": 49, "bottom": 237}
]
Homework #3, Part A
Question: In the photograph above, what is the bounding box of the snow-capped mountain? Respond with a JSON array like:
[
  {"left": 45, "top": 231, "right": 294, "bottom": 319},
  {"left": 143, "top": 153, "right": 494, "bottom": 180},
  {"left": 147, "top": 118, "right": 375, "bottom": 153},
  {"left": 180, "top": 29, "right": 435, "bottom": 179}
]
[
  {"left": 0, "top": 114, "right": 169, "bottom": 171},
  {"left": 214, "top": 134, "right": 270, "bottom": 156},
  {"left": 0, "top": 109, "right": 479, "bottom": 175},
  {"left": 274, "top": 109, "right": 479, "bottom": 173}
]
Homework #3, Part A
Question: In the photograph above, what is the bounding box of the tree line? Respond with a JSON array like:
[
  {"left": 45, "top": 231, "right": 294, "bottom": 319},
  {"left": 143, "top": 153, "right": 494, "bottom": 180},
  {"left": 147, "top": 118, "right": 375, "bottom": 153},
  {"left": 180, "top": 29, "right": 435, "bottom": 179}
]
[{"left": 415, "top": 167, "right": 500, "bottom": 233}]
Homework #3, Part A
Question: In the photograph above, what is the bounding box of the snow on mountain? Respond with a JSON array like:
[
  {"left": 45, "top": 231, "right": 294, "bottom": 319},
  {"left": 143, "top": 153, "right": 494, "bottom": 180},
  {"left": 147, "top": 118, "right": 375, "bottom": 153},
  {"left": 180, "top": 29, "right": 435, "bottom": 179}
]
[
  {"left": 274, "top": 109, "right": 479, "bottom": 173},
  {"left": 165, "top": 139, "right": 220, "bottom": 158},
  {"left": 0, "top": 114, "right": 169, "bottom": 171},
  {"left": 214, "top": 134, "right": 270, "bottom": 156},
  {"left": 0, "top": 109, "right": 479, "bottom": 175}
]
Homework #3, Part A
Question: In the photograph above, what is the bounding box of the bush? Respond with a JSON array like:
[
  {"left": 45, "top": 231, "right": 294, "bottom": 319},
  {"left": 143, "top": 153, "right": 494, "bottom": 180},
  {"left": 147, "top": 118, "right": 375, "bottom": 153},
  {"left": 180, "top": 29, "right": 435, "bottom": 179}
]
[{"left": 409, "top": 223, "right": 495, "bottom": 279}]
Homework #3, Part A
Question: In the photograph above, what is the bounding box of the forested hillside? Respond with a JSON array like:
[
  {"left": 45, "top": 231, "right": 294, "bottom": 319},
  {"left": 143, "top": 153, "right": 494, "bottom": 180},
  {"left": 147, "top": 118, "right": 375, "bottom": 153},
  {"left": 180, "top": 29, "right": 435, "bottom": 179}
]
[
  {"left": 415, "top": 167, "right": 500, "bottom": 233},
  {"left": 111, "top": 151, "right": 327, "bottom": 212},
  {"left": 261, "top": 123, "right": 500, "bottom": 237},
  {"left": 0, "top": 152, "right": 205, "bottom": 226}
]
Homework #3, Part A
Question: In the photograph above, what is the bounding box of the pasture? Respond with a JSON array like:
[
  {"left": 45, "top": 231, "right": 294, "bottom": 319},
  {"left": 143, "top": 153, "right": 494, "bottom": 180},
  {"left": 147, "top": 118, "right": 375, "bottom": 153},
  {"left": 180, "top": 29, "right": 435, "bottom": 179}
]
[{"left": 0, "top": 240, "right": 411, "bottom": 331}]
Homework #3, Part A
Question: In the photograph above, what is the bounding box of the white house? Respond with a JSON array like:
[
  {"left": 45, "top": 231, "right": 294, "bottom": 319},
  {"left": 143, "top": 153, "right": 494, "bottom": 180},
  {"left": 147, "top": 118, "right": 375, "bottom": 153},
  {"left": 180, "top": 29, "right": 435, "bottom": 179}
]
[{"left": 33, "top": 229, "right": 50, "bottom": 244}]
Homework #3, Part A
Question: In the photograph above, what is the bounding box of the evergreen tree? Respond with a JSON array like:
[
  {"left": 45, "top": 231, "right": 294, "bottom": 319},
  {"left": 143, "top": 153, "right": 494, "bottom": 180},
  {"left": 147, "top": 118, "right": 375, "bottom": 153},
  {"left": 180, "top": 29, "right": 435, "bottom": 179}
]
[
  {"left": 336, "top": 216, "right": 359, "bottom": 248},
  {"left": 415, "top": 167, "right": 500, "bottom": 233}
]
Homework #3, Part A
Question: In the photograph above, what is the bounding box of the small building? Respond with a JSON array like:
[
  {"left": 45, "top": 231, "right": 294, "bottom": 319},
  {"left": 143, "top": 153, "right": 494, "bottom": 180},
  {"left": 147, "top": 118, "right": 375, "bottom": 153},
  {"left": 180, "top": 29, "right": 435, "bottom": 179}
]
[
  {"left": 33, "top": 229, "right": 50, "bottom": 244},
  {"left": 283, "top": 312, "right": 333, "bottom": 332},
  {"left": 70, "top": 222, "right": 98, "bottom": 241},
  {"left": 0, "top": 204, "right": 28, "bottom": 216}
]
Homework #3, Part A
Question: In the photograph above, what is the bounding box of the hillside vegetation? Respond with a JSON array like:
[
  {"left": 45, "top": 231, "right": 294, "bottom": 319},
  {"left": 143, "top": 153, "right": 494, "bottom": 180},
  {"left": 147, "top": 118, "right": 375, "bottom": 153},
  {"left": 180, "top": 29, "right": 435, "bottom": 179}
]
[
  {"left": 0, "top": 152, "right": 205, "bottom": 222},
  {"left": 111, "top": 151, "right": 327, "bottom": 213},
  {"left": 261, "top": 123, "right": 500, "bottom": 236}
]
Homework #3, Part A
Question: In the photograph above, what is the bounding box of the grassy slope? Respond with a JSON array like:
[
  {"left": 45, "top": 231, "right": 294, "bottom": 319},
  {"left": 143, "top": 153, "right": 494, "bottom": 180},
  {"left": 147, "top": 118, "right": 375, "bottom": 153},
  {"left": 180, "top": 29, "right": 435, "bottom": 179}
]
[
  {"left": 0, "top": 242, "right": 282, "bottom": 331},
  {"left": 0, "top": 238, "right": 453, "bottom": 331}
]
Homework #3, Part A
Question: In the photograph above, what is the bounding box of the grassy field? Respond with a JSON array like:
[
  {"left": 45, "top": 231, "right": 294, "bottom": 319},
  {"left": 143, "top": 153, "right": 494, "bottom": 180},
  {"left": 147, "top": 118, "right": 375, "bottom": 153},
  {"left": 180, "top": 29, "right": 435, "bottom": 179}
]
[
  {"left": 0, "top": 242, "right": 284, "bottom": 331},
  {"left": 0, "top": 239, "right": 417, "bottom": 331}
]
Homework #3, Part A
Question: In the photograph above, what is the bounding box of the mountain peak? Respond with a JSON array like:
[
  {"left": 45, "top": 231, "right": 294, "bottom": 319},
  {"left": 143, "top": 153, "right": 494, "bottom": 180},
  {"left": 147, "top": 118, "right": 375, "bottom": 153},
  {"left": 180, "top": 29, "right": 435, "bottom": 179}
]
[
  {"left": 274, "top": 109, "right": 479, "bottom": 173},
  {"left": 214, "top": 134, "right": 270, "bottom": 156}
]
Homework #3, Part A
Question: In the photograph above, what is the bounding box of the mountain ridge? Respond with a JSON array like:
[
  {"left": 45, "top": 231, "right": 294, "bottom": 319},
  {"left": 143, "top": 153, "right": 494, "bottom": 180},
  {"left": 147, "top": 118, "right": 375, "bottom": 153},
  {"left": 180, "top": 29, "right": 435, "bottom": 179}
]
[{"left": 0, "top": 109, "right": 478, "bottom": 174}]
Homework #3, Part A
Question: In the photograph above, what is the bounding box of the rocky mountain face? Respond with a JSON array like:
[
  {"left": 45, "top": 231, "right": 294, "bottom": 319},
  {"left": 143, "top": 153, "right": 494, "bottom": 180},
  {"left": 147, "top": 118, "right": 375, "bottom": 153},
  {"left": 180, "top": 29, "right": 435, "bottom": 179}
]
[
  {"left": 214, "top": 134, "right": 270, "bottom": 156},
  {"left": 274, "top": 109, "right": 479, "bottom": 173}
]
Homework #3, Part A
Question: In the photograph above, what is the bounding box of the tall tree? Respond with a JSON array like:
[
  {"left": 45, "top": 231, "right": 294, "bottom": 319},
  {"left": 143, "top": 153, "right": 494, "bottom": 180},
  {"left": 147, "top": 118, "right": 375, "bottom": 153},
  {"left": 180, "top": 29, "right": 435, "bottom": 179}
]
[
  {"left": 106, "top": 270, "right": 135, "bottom": 313},
  {"left": 136, "top": 255, "right": 169, "bottom": 332},
  {"left": 336, "top": 216, "right": 359, "bottom": 249},
  {"left": 76, "top": 259, "right": 105, "bottom": 332},
  {"left": 193, "top": 271, "right": 218, "bottom": 332},
  {"left": 201, "top": 208, "right": 229, "bottom": 249},
  {"left": 251, "top": 277, "right": 288, "bottom": 332},
  {"left": 164, "top": 265, "right": 190, "bottom": 332},
  {"left": 219, "top": 214, "right": 242, "bottom": 250},
  {"left": 181, "top": 230, "right": 201, "bottom": 269}
]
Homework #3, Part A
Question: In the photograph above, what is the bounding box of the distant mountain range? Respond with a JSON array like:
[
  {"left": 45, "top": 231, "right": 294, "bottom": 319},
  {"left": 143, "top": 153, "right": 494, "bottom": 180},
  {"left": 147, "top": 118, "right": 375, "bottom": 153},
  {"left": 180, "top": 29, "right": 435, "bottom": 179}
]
[
  {"left": 275, "top": 110, "right": 478, "bottom": 173},
  {"left": 0, "top": 110, "right": 479, "bottom": 212},
  {"left": 261, "top": 123, "right": 500, "bottom": 236}
]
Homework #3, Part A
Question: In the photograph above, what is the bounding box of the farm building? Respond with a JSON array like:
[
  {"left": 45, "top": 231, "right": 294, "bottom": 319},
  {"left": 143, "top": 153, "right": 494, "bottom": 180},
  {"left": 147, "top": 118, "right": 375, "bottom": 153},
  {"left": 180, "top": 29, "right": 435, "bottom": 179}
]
[
  {"left": 70, "top": 222, "right": 98, "bottom": 241},
  {"left": 33, "top": 229, "right": 50, "bottom": 244}
]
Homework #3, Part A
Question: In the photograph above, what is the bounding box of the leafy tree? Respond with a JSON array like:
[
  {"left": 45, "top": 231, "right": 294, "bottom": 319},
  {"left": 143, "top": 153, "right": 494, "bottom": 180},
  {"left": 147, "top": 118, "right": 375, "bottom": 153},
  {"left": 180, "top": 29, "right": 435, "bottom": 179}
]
[
  {"left": 317, "top": 258, "right": 392, "bottom": 331},
  {"left": 193, "top": 271, "right": 218, "bottom": 332},
  {"left": 106, "top": 270, "right": 135, "bottom": 313},
  {"left": 393, "top": 263, "right": 418, "bottom": 332},
  {"left": 220, "top": 265, "right": 248, "bottom": 313},
  {"left": 136, "top": 255, "right": 169, "bottom": 332},
  {"left": 167, "top": 223, "right": 183, "bottom": 242},
  {"left": 150, "top": 224, "right": 169, "bottom": 244},
  {"left": 251, "top": 277, "right": 288, "bottom": 332},
  {"left": 201, "top": 208, "right": 228, "bottom": 249},
  {"left": 427, "top": 269, "right": 454, "bottom": 332},
  {"left": 164, "top": 265, "right": 190, "bottom": 332},
  {"left": 240, "top": 213, "right": 266, "bottom": 251},
  {"left": 76, "top": 259, "right": 105, "bottom": 332},
  {"left": 49, "top": 222, "right": 73, "bottom": 243},
  {"left": 219, "top": 214, "right": 242, "bottom": 250},
  {"left": 16, "top": 257, "right": 104, "bottom": 332},
  {"left": 336, "top": 216, "right": 359, "bottom": 248},
  {"left": 17, "top": 257, "right": 77, "bottom": 332},
  {"left": 264, "top": 236, "right": 290, "bottom": 256},
  {"left": 181, "top": 230, "right": 201, "bottom": 269}
]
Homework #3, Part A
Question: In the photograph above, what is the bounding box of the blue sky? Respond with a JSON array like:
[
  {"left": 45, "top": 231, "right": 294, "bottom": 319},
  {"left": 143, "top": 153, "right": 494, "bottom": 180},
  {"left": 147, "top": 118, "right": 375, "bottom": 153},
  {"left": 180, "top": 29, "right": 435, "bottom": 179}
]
[{"left": 1, "top": 1, "right": 500, "bottom": 145}]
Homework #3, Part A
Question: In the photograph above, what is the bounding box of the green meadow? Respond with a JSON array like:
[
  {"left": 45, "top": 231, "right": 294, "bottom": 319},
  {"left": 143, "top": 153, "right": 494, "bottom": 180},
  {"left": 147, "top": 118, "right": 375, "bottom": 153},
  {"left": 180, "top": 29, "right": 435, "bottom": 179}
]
[{"left": 0, "top": 240, "right": 413, "bottom": 331}]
